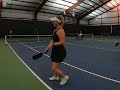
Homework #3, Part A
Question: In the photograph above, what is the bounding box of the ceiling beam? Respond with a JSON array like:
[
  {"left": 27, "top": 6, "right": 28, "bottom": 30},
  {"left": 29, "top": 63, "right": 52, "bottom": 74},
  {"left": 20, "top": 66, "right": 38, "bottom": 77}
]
[
  {"left": 0, "top": 0, "right": 3, "bottom": 19},
  {"left": 64, "top": 0, "right": 85, "bottom": 15},
  {"left": 34, "top": 0, "right": 48, "bottom": 21},
  {"left": 89, "top": 0, "right": 108, "bottom": 11},
  {"left": 77, "top": 0, "right": 112, "bottom": 23}
]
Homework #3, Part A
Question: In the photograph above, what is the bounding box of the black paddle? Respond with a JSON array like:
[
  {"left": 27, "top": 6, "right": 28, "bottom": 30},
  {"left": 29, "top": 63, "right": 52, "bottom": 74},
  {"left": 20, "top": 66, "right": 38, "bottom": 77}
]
[
  {"left": 115, "top": 42, "right": 119, "bottom": 47},
  {"left": 32, "top": 50, "right": 48, "bottom": 60}
]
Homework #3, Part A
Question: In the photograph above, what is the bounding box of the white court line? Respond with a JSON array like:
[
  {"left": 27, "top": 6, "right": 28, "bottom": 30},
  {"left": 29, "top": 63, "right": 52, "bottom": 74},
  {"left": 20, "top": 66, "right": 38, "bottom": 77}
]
[
  {"left": 17, "top": 41, "right": 120, "bottom": 84},
  {"left": 9, "top": 41, "right": 44, "bottom": 45},
  {"left": 22, "top": 40, "right": 47, "bottom": 44},
  {"left": 9, "top": 43, "right": 22, "bottom": 44},
  {"left": 8, "top": 42, "right": 53, "bottom": 90},
  {"left": 9, "top": 40, "right": 47, "bottom": 45},
  {"left": 32, "top": 46, "right": 47, "bottom": 48},
  {"left": 66, "top": 42, "right": 120, "bottom": 52},
  {"left": 9, "top": 43, "right": 47, "bottom": 49},
  {"left": 9, "top": 42, "right": 47, "bottom": 48}
]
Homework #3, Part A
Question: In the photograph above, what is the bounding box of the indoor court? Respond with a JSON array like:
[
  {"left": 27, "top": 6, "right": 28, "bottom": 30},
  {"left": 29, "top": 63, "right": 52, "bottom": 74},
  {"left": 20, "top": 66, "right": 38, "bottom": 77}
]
[{"left": 0, "top": 0, "right": 120, "bottom": 90}]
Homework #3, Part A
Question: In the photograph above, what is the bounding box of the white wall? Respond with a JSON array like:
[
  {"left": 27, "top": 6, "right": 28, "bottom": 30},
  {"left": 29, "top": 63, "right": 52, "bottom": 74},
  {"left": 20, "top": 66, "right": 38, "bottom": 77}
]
[
  {"left": 1, "top": 9, "right": 34, "bottom": 20},
  {"left": 89, "top": 6, "right": 120, "bottom": 26},
  {"left": 89, "top": 18, "right": 101, "bottom": 25},
  {"left": 102, "top": 12, "right": 118, "bottom": 18},
  {"left": 102, "top": 18, "right": 118, "bottom": 24},
  {"left": 37, "top": 12, "right": 57, "bottom": 21},
  {"left": 79, "top": 19, "right": 88, "bottom": 25}
]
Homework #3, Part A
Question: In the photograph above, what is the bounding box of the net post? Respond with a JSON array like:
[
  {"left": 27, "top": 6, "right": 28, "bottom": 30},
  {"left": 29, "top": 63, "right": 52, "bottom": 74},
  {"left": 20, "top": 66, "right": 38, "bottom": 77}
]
[
  {"left": 38, "top": 35, "right": 40, "bottom": 42},
  {"left": 91, "top": 33, "right": 94, "bottom": 39},
  {"left": 5, "top": 35, "right": 8, "bottom": 45},
  {"left": 111, "top": 25, "right": 112, "bottom": 34}
]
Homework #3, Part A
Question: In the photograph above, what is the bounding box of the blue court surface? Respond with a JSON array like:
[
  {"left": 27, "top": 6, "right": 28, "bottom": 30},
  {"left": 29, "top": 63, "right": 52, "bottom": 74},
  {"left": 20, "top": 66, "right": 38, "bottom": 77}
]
[{"left": 8, "top": 39, "right": 120, "bottom": 90}]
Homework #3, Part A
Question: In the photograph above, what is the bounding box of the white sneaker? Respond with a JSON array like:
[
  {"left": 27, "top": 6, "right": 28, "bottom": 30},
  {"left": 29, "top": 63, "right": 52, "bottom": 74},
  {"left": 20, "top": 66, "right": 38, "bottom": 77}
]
[
  {"left": 60, "top": 75, "right": 69, "bottom": 85},
  {"left": 49, "top": 76, "right": 59, "bottom": 81}
]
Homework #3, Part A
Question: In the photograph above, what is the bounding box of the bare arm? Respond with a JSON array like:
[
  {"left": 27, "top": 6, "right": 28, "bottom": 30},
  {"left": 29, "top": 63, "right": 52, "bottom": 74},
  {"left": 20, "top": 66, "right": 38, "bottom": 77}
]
[
  {"left": 44, "top": 40, "right": 53, "bottom": 52},
  {"left": 54, "top": 29, "right": 65, "bottom": 46}
]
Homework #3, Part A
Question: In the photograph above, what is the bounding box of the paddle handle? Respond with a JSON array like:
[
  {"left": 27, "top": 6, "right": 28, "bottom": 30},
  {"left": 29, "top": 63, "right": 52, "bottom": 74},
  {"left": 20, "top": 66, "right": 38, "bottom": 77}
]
[
  {"left": 115, "top": 42, "right": 119, "bottom": 46},
  {"left": 43, "top": 50, "right": 48, "bottom": 54}
]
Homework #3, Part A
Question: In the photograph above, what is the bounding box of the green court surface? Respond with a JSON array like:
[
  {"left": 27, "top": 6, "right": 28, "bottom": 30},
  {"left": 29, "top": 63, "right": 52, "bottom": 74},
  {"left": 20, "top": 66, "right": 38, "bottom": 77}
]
[{"left": 0, "top": 39, "right": 48, "bottom": 90}]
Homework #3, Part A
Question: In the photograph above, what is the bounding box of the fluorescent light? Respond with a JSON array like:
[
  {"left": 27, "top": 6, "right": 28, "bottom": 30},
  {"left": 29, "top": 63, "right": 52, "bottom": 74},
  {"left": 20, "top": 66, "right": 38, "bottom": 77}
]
[
  {"left": 88, "top": 2, "right": 93, "bottom": 5},
  {"left": 89, "top": 13, "right": 95, "bottom": 16},
  {"left": 115, "top": 0, "right": 120, "bottom": 4},
  {"left": 91, "top": 12, "right": 99, "bottom": 15},
  {"left": 46, "top": 2, "right": 68, "bottom": 9},
  {"left": 110, "top": 0, "right": 118, "bottom": 7},
  {"left": 64, "top": 0, "right": 78, "bottom": 3},
  {"left": 50, "top": 0, "right": 73, "bottom": 6},
  {"left": 106, "top": 2, "right": 114, "bottom": 8}
]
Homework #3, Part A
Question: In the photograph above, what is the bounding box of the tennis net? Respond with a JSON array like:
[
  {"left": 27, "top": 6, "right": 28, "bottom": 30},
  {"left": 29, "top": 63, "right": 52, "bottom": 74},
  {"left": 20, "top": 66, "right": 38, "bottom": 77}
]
[
  {"left": 101, "top": 33, "right": 110, "bottom": 37},
  {"left": 5, "top": 35, "right": 52, "bottom": 45},
  {"left": 5, "top": 33, "right": 94, "bottom": 45},
  {"left": 66, "top": 33, "right": 94, "bottom": 40}
]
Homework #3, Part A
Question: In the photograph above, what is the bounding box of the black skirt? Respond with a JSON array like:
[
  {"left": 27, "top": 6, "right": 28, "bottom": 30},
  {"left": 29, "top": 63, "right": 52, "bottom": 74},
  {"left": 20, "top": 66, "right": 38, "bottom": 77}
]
[{"left": 50, "top": 45, "right": 66, "bottom": 62}]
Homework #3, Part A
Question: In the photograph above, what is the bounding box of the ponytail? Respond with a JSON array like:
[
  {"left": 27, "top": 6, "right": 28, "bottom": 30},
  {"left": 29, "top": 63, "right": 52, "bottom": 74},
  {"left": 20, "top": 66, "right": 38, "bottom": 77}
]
[
  {"left": 57, "top": 15, "right": 64, "bottom": 28},
  {"left": 59, "top": 15, "right": 64, "bottom": 27}
]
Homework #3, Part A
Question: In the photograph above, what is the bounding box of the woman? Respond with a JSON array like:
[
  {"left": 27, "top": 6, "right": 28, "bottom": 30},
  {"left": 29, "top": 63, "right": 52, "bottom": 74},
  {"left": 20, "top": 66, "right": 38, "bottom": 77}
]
[
  {"left": 79, "top": 31, "right": 83, "bottom": 39},
  {"left": 34, "top": 29, "right": 38, "bottom": 35},
  {"left": 44, "top": 15, "right": 69, "bottom": 85}
]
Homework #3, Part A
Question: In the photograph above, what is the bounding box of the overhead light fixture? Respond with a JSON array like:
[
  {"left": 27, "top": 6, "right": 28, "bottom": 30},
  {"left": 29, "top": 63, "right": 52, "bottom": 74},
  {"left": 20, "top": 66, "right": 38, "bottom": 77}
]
[
  {"left": 63, "top": 11, "right": 66, "bottom": 15},
  {"left": 3, "top": 2, "right": 7, "bottom": 7},
  {"left": 72, "top": 11, "right": 75, "bottom": 17},
  {"left": 2, "top": 0, "right": 7, "bottom": 7}
]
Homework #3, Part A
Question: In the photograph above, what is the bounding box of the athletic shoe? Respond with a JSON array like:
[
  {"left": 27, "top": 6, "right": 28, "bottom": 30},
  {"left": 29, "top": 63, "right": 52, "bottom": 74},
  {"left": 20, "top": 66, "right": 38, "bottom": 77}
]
[
  {"left": 60, "top": 75, "right": 69, "bottom": 85},
  {"left": 49, "top": 76, "right": 59, "bottom": 81}
]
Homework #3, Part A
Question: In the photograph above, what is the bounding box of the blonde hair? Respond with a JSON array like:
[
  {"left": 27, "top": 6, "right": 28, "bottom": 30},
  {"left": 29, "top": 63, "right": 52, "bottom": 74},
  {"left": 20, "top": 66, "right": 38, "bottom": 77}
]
[{"left": 57, "top": 15, "right": 64, "bottom": 27}]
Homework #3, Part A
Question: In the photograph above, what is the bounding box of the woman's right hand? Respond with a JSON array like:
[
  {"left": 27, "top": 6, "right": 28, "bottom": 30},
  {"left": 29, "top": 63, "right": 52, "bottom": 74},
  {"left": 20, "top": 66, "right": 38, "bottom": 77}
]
[
  {"left": 44, "top": 48, "right": 48, "bottom": 54},
  {"left": 44, "top": 40, "right": 53, "bottom": 53}
]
